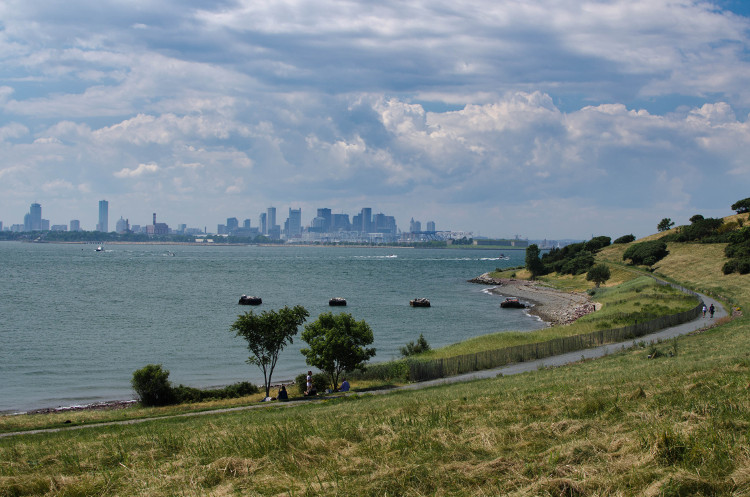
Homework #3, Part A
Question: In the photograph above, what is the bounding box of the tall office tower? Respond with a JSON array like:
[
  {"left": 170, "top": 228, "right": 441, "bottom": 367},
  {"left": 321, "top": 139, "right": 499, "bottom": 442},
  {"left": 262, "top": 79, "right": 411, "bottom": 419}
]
[
  {"left": 409, "top": 218, "right": 422, "bottom": 233},
  {"left": 226, "top": 217, "right": 239, "bottom": 231},
  {"left": 426, "top": 221, "right": 436, "bottom": 232},
  {"left": 286, "top": 208, "right": 302, "bottom": 236},
  {"left": 243, "top": 219, "right": 251, "bottom": 229},
  {"left": 29, "top": 203, "right": 42, "bottom": 231},
  {"left": 70, "top": 220, "right": 80, "bottom": 232},
  {"left": 360, "top": 207, "right": 372, "bottom": 233},
  {"left": 97, "top": 200, "right": 109, "bottom": 232},
  {"left": 259, "top": 212, "right": 267, "bottom": 235},
  {"left": 267, "top": 207, "right": 276, "bottom": 228},
  {"left": 316, "top": 208, "right": 332, "bottom": 233}
]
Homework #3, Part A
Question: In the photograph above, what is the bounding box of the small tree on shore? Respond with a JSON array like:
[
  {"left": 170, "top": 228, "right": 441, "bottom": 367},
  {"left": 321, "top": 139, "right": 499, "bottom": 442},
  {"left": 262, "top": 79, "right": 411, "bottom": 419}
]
[
  {"left": 301, "top": 312, "right": 376, "bottom": 391},
  {"left": 231, "top": 305, "right": 309, "bottom": 397},
  {"left": 525, "top": 244, "right": 545, "bottom": 280},
  {"left": 586, "top": 264, "right": 611, "bottom": 288}
]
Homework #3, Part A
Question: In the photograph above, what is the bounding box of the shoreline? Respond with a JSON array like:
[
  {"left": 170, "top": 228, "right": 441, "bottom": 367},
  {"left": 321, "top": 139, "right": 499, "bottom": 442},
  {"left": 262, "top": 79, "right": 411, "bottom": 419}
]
[{"left": 469, "top": 273, "right": 596, "bottom": 326}]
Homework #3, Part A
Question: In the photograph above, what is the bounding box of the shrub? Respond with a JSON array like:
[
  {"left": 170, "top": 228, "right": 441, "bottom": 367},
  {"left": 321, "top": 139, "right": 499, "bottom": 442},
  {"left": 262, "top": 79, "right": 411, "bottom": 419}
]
[
  {"left": 131, "top": 364, "right": 175, "bottom": 406},
  {"left": 294, "top": 372, "right": 329, "bottom": 394},
  {"left": 614, "top": 234, "right": 636, "bottom": 244},
  {"left": 400, "top": 334, "right": 431, "bottom": 356},
  {"left": 622, "top": 240, "right": 669, "bottom": 266}
]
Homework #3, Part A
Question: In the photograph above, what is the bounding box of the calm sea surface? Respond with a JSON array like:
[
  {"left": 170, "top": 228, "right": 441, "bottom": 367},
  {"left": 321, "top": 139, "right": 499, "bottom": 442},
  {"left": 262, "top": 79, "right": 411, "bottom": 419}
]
[{"left": 0, "top": 242, "right": 544, "bottom": 413}]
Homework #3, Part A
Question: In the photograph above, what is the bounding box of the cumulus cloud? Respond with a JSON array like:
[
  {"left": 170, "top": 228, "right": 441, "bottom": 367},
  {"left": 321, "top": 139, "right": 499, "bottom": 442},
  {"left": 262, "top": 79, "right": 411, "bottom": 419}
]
[
  {"left": 1, "top": 0, "right": 749, "bottom": 237},
  {"left": 114, "top": 163, "right": 160, "bottom": 178}
]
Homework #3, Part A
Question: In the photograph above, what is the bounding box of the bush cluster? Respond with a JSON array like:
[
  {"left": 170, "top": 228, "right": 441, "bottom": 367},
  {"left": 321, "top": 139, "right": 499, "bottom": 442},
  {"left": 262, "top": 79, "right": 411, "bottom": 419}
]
[
  {"left": 722, "top": 226, "right": 750, "bottom": 274},
  {"left": 622, "top": 240, "right": 669, "bottom": 266},
  {"left": 539, "top": 236, "right": 610, "bottom": 276},
  {"left": 613, "top": 234, "right": 636, "bottom": 244},
  {"left": 294, "top": 372, "right": 330, "bottom": 394},
  {"left": 131, "top": 364, "right": 259, "bottom": 406},
  {"left": 400, "top": 334, "right": 431, "bottom": 357}
]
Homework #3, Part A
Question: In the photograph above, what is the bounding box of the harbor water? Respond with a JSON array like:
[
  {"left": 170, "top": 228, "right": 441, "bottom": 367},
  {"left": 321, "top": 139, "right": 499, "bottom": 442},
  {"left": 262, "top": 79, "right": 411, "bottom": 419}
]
[{"left": 0, "top": 242, "right": 544, "bottom": 413}]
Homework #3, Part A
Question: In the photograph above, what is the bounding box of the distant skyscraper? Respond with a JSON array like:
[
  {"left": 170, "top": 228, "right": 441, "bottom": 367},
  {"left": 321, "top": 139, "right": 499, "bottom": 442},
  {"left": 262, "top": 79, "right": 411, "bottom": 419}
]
[
  {"left": 267, "top": 207, "right": 276, "bottom": 229},
  {"left": 97, "top": 200, "right": 108, "bottom": 232},
  {"left": 70, "top": 220, "right": 80, "bottom": 232},
  {"left": 317, "top": 208, "right": 332, "bottom": 233},
  {"left": 29, "top": 203, "right": 42, "bottom": 231},
  {"left": 285, "top": 208, "right": 302, "bottom": 236},
  {"left": 426, "top": 221, "right": 436, "bottom": 232},
  {"left": 227, "top": 217, "right": 239, "bottom": 231},
  {"left": 259, "top": 212, "right": 267, "bottom": 235},
  {"left": 360, "top": 207, "right": 372, "bottom": 233}
]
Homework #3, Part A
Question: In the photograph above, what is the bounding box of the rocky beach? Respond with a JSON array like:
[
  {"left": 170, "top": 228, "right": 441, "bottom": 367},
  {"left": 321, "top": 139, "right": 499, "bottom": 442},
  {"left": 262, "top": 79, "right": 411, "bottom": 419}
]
[{"left": 470, "top": 273, "right": 596, "bottom": 326}]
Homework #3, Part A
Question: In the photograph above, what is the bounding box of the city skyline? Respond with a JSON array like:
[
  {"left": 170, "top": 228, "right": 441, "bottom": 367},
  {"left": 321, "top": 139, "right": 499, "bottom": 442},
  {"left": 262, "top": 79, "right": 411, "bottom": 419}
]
[
  {"left": 2, "top": 200, "right": 441, "bottom": 239},
  {"left": 1, "top": 2, "right": 749, "bottom": 239}
]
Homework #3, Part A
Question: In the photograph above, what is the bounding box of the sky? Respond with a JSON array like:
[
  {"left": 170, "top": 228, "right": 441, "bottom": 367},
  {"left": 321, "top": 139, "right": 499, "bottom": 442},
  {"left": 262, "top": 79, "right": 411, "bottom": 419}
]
[{"left": 1, "top": 0, "right": 749, "bottom": 239}]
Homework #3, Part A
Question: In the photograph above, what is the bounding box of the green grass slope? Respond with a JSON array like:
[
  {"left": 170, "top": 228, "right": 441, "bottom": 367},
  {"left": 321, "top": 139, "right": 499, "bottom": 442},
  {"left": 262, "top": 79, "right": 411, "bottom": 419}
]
[{"left": 1, "top": 234, "right": 749, "bottom": 496}]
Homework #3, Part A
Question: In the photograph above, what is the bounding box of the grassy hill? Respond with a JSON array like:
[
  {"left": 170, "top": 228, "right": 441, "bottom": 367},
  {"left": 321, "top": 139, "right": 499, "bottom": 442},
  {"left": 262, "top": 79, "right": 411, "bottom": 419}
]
[{"left": 1, "top": 225, "right": 749, "bottom": 496}]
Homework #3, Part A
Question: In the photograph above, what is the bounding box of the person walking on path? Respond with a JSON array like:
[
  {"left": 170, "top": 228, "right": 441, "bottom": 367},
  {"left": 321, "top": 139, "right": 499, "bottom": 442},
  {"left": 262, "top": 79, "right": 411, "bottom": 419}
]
[
  {"left": 305, "top": 371, "right": 312, "bottom": 394},
  {"left": 702, "top": 304, "right": 707, "bottom": 317},
  {"left": 709, "top": 303, "right": 715, "bottom": 318}
]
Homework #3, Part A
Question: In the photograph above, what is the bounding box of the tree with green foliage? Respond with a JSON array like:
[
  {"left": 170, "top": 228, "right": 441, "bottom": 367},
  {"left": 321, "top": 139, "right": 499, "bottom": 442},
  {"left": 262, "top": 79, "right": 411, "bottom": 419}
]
[
  {"left": 231, "top": 305, "right": 309, "bottom": 397},
  {"left": 131, "top": 364, "right": 174, "bottom": 406},
  {"left": 301, "top": 312, "right": 376, "bottom": 391},
  {"left": 657, "top": 218, "right": 675, "bottom": 232},
  {"left": 622, "top": 240, "right": 669, "bottom": 266},
  {"left": 731, "top": 197, "right": 750, "bottom": 214},
  {"left": 525, "top": 244, "right": 545, "bottom": 280},
  {"left": 586, "top": 264, "right": 611, "bottom": 288}
]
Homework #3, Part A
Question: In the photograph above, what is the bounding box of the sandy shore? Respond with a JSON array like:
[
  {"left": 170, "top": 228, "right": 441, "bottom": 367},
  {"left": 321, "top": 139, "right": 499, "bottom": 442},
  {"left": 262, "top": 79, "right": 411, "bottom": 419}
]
[{"left": 469, "top": 273, "right": 596, "bottom": 326}]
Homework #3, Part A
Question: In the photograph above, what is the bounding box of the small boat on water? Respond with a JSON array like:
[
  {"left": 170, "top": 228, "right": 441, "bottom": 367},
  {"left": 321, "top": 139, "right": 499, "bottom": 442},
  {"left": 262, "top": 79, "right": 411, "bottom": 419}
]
[
  {"left": 95, "top": 245, "right": 103, "bottom": 252},
  {"left": 500, "top": 297, "right": 525, "bottom": 309},
  {"left": 329, "top": 297, "right": 347, "bottom": 306},
  {"left": 498, "top": 253, "right": 510, "bottom": 260},
  {"left": 410, "top": 298, "right": 431, "bottom": 307},
  {"left": 238, "top": 295, "right": 262, "bottom": 305}
]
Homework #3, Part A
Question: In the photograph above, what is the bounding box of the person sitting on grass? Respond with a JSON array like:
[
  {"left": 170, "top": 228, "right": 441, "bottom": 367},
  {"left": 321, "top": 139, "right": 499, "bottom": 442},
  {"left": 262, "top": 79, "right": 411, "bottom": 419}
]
[
  {"left": 339, "top": 378, "right": 350, "bottom": 392},
  {"left": 277, "top": 385, "right": 288, "bottom": 401}
]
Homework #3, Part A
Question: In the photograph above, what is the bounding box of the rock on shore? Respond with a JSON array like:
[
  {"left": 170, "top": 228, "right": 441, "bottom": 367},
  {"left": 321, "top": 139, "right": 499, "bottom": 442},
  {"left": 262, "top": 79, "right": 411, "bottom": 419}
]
[{"left": 469, "top": 273, "right": 596, "bottom": 326}]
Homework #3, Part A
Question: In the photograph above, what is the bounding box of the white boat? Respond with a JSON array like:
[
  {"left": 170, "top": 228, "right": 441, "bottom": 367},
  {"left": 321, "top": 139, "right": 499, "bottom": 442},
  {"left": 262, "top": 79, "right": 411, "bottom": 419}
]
[{"left": 95, "top": 245, "right": 103, "bottom": 252}]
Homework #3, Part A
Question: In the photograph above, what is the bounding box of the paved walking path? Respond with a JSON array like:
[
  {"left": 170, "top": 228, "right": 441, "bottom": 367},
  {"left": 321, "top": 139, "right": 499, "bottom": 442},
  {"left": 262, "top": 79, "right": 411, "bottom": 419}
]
[{"left": 1, "top": 285, "right": 727, "bottom": 439}]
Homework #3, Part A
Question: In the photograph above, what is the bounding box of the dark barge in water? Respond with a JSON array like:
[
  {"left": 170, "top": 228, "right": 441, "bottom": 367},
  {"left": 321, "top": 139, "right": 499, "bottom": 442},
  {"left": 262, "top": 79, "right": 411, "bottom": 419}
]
[{"left": 238, "top": 295, "right": 262, "bottom": 305}]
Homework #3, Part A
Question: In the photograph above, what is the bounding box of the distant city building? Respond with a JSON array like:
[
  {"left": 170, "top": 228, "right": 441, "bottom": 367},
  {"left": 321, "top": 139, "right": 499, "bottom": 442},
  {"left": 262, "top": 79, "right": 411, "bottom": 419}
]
[
  {"left": 70, "top": 220, "right": 81, "bottom": 232},
  {"left": 409, "top": 218, "right": 422, "bottom": 233},
  {"left": 259, "top": 212, "right": 267, "bottom": 235},
  {"left": 96, "top": 200, "right": 108, "bottom": 232},
  {"left": 360, "top": 207, "right": 372, "bottom": 233},
  {"left": 0, "top": 221, "right": 3, "bottom": 231},
  {"left": 426, "top": 221, "right": 436, "bottom": 232},
  {"left": 41, "top": 219, "right": 49, "bottom": 231},
  {"left": 267, "top": 207, "right": 280, "bottom": 239},
  {"left": 332, "top": 213, "right": 350, "bottom": 231},
  {"left": 317, "top": 208, "right": 332, "bottom": 233},
  {"left": 176, "top": 224, "right": 187, "bottom": 234},
  {"left": 226, "top": 217, "right": 239, "bottom": 231},
  {"left": 115, "top": 217, "right": 129, "bottom": 234},
  {"left": 29, "top": 203, "right": 42, "bottom": 231},
  {"left": 284, "top": 208, "right": 302, "bottom": 237},
  {"left": 50, "top": 224, "right": 67, "bottom": 231},
  {"left": 147, "top": 212, "right": 169, "bottom": 235},
  {"left": 243, "top": 219, "right": 251, "bottom": 229}
]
